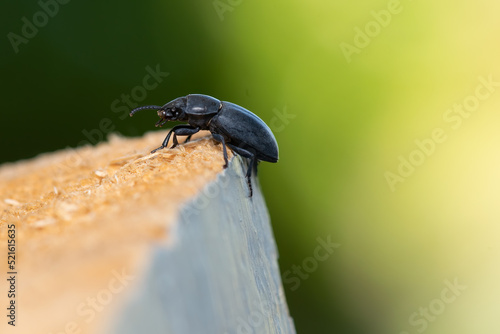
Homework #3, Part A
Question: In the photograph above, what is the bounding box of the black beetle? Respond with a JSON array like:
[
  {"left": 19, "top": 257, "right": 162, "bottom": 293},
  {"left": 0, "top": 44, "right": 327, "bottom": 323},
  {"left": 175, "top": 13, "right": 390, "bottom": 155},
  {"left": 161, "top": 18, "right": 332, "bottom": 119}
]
[{"left": 130, "top": 94, "right": 279, "bottom": 197}]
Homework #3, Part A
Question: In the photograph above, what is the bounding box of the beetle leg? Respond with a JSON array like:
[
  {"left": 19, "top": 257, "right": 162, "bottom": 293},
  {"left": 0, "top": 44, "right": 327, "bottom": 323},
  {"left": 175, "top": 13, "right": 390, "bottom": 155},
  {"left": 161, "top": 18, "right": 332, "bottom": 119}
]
[
  {"left": 227, "top": 144, "right": 256, "bottom": 197},
  {"left": 151, "top": 128, "right": 176, "bottom": 153},
  {"left": 184, "top": 134, "right": 193, "bottom": 144},
  {"left": 170, "top": 125, "right": 200, "bottom": 149},
  {"left": 152, "top": 125, "right": 200, "bottom": 153},
  {"left": 211, "top": 134, "right": 229, "bottom": 168}
]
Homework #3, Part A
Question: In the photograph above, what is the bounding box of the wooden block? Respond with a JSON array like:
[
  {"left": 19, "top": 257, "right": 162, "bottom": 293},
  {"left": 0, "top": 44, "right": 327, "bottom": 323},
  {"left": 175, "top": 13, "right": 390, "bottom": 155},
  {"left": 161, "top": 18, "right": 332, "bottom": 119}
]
[{"left": 0, "top": 131, "right": 295, "bottom": 334}]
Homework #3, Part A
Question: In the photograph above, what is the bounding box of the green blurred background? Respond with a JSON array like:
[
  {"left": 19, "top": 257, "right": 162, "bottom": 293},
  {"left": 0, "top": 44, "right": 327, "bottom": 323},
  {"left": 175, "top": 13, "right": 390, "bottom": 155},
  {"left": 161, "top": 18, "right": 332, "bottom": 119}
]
[{"left": 2, "top": 0, "right": 500, "bottom": 333}]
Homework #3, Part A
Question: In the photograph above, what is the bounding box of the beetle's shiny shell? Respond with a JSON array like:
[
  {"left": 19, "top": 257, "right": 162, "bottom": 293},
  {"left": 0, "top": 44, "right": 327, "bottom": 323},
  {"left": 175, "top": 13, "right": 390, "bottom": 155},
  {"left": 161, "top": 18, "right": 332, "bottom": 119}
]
[{"left": 211, "top": 102, "right": 279, "bottom": 163}]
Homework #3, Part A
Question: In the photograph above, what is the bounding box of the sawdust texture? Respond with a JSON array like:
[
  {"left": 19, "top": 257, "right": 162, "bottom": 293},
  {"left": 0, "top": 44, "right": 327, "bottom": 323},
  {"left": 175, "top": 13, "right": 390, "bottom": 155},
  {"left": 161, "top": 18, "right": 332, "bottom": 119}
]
[{"left": 0, "top": 130, "right": 231, "bottom": 334}]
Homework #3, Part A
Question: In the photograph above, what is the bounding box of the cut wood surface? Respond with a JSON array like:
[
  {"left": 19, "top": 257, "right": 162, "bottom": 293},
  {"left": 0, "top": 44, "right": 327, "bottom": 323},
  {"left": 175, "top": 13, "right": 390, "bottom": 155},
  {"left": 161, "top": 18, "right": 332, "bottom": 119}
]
[{"left": 0, "top": 131, "right": 295, "bottom": 334}]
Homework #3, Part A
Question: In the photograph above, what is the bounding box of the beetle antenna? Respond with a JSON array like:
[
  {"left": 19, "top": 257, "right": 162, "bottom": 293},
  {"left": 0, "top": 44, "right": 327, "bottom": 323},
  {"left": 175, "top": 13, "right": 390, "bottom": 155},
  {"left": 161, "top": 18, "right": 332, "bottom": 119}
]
[{"left": 129, "top": 105, "right": 163, "bottom": 117}]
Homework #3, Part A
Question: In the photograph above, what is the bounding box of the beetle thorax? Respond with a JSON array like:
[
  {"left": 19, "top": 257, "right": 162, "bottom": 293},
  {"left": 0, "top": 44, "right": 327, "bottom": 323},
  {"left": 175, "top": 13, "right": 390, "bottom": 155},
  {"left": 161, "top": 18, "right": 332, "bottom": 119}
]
[{"left": 187, "top": 114, "right": 213, "bottom": 130}]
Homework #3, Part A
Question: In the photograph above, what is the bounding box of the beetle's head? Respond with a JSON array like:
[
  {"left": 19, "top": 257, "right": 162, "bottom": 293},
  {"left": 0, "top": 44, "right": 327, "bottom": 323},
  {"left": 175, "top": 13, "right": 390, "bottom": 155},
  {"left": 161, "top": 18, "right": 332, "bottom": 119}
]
[
  {"left": 157, "top": 97, "right": 188, "bottom": 123},
  {"left": 129, "top": 96, "right": 188, "bottom": 127}
]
